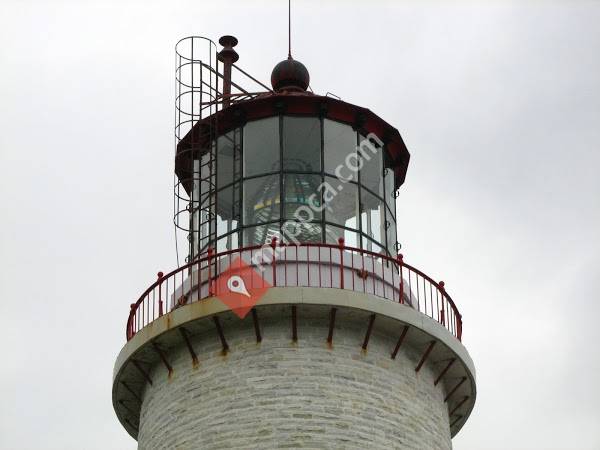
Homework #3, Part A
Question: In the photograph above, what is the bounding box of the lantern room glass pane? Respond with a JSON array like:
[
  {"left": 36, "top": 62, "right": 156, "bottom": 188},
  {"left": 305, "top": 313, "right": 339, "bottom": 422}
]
[
  {"left": 282, "top": 116, "right": 321, "bottom": 172},
  {"left": 386, "top": 214, "right": 397, "bottom": 257},
  {"left": 243, "top": 223, "right": 280, "bottom": 246},
  {"left": 243, "top": 175, "right": 281, "bottom": 225},
  {"left": 362, "top": 236, "right": 383, "bottom": 254},
  {"left": 325, "top": 225, "right": 359, "bottom": 249},
  {"left": 217, "top": 130, "right": 241, "bottom": 189},
  {"left": 216, "top": 232, "right": 239, "bottom": 253},
  {"left": 216, "top": 184, "right": 240, "bottom": 238},
  {"left": 281, "top": 222, "right": 322, "bottom": 244},
  {"left": 359, "top": 135, "right": 383, "bottom": 197},
  {"left": 384, "top": 166, "right": 395, "bottom": 219},
  {"left": 323, "top": 176, "right": 358, "bottom": 229},
  {"left": 191, "top": 151, "right": 215, "bottom": 257},
  {"left": 283, "top": 174, "right": 323, "bottom": 220},
  {"left": 193, "top": 150, "right": 213, "bottom": 203},
  {"left": 360, "top": 189, "right": 385, "bottom": 248},
  {"left": 324, "top": 119, "right": 357, "bottom": 181},
  {"left": 244, "top": 117, "right": 280, "bottom": 177}
]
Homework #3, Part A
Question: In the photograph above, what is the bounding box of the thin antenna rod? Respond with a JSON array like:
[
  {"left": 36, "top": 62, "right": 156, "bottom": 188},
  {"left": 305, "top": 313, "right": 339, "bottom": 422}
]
[{"left": 288, "top": 0, "right": 292, "bottom": 58}]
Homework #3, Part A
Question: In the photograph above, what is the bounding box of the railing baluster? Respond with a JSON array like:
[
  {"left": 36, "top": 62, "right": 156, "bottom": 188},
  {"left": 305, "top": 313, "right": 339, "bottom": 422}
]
[
  {"left": 328, "top": 246, "right": 332, "bottom": 288},
  {"left": 398, "top": 254, "right": 404, "bottom": 304},
  {"left": 439, "top": 281, "right": 446, "bottom": 328},
  {"left": 166, "top": 278, "right": 170, "bottom": 310},
  {"left": 294, "top": 245, "right": 298, "bottom": 287},
  {"left": 207, "top": 247, "right": 213, "bottom": 295},
  {"left": 435, "top": 286, "right": 439, "bottom": 323},
  {"left": 351, "top": 248, "right": 355, "bottom": 291},
  {"left": 307, "top": 244, "right": 311, "bottom": 287},
  {"left": 338, "top": 238, "right": 344, "bottom": 290},
  {"left": 158, "top": 272, "right": 164, "bottom": 317},
  {"left": 318, "top": 245, "right": 322, "bottom": 287},
  {"left": 371, "top": 252, "right": 375, "bottom": 296},
  {"left": 270, "top": 238, "right": 277, "bottom": 287},
  {"left": 416, "top": 272, "right": 421, "bottom": 311},
  {"left": 429, "top": 282, "right": 433, "bottom": 321},
  {"left": 284, "top": 243, "right": 288, "bottom": 286}
]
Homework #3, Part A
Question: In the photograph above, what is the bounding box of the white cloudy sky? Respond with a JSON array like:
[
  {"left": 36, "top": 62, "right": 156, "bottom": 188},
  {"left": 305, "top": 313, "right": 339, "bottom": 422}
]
[{"left": 1, "top": 1, "right": 599, "bottom": 449}]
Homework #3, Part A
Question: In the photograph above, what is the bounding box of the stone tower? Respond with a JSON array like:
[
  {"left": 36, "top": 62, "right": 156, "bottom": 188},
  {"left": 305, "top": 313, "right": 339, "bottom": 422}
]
[{"left": 112, "top": 35, "right": 476, "bottom": 449}]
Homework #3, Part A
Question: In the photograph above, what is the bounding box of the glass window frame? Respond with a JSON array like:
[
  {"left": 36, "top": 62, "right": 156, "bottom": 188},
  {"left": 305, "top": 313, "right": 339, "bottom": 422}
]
[
  {"left": 198, "top": 116, "right": 399, "bottom": 256},
  {"left": 282, "top": 116, "right": 322, "bottom": 173},
  {"left": 243, "top": 116, "right": 281, "bottom": 178}
]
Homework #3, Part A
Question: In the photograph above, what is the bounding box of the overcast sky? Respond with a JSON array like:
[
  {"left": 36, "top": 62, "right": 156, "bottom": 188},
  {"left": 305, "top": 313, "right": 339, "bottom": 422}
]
[{"left": 1, "top": 1, "right": 599, "bottom": 449}]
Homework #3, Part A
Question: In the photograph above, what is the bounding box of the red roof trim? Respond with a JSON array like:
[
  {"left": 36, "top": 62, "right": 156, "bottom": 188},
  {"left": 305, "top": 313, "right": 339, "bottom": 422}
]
[{"left": 176, "top": 93, "right": 410, "bottom": 189}]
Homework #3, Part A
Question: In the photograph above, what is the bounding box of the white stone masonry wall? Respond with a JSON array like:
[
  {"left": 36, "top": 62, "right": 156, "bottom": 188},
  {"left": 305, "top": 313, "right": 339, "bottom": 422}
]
[{"left": 138, "top": 309, "right": 451, "bottom": 450}]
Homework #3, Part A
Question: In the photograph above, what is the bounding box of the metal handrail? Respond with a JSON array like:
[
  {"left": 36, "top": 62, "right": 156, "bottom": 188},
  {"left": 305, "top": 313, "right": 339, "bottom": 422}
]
[{"left": 126, "top": 242, "right": 463, "bottom": 342}]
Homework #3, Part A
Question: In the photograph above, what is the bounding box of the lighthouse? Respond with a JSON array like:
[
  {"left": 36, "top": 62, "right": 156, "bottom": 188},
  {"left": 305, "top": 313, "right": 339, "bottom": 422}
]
[{"left": 112, "top": 35, "right": 476, "bottom": 449}]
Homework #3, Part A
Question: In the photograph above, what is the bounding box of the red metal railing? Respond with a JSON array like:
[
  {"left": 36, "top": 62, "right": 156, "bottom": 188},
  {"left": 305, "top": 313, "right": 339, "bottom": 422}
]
[{"left": 126, "top": 241, "right": 462, "bottom": 342}]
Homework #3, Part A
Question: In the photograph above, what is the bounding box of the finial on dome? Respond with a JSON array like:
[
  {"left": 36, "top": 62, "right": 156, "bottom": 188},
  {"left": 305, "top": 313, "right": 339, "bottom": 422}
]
[
  {"left": 270, "top": 57, "right": 310, "bottom": 92},
  {"left": 270, "top": 0, "right": 308, "bottom": 92}
]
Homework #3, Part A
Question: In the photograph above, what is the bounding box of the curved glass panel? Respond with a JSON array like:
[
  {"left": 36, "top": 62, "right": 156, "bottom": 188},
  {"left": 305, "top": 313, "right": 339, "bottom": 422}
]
[
  {"left": 359, "top": 134, "right": 383, "bottom": 197},
  {"left": 386, "top": 214, "right": 397, "bottom": 257},
  {"left": 323, "top": 176, "right": 358, "bottom": 229},
  {"left": 324, "top": 119, "right": 357, "bottom": 180},
  {"left": 282, "top": 221, "right": 322, "bottom": 244},
  {"left": 195, "top": 116, "right": 399, "bottom": 257},
  {"left": 217, "top": 130, "right": 241, "bottom": 189},
  {"left": 244, "top": 117, "right": 280, "bottom": 177},
  {"left": 216, "top": 185, "right": 236, "bottom": 236},
  {"left": 362, "top": 236, "right": 383, "bottom": 254},
  {"left": 384, "top": 166, "right": 395, "bottom": 218},
  {"left": 243, "top": 223, "right": 280, "bottom": 246},
  {"left": 216, "top": 232, "right": 239, "bottom": 253},
  {"left": 283, "top": 116, "right": 321, "bottom": 172},
  {"left": 360, "top": 189, "right": 385, "bottom": 248},
  {"left": 191, "top": 151, "right": 215, "bottom": 257},
  {"left": 243, "top": 175, "right": 280, "bottom": 225},
  {"left": 283, "top": 174, "right": 322, "bottom": 220},
  {"left": 325, "top": 225, "right": 359, "bottom": 248}
]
